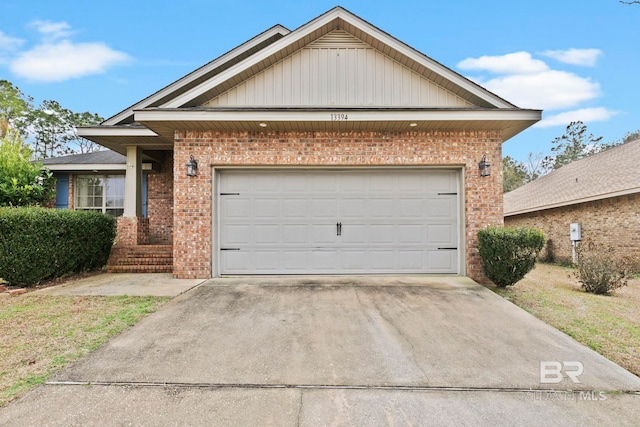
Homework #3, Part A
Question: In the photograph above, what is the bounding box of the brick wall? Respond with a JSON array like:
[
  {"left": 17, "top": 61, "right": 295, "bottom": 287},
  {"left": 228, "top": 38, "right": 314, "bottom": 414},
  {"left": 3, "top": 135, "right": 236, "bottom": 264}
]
[
  {"left": 505, "top": 194, "right": 640, "bottom": 268},
  {"left": 116, "top": 216, "right": 150, "bottom": 246},
  {"left": 147, "top": 153, "right": 174, "bottom": 244},
  {"left": 173, "top": 130, "right": 504, "bottom": 281}
]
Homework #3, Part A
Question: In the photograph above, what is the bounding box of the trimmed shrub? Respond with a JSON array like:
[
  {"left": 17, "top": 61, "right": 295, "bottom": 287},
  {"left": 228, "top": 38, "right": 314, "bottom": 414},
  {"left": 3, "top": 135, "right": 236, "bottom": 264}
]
[
  {"left": 478, "top": 226, "right": 545, "bottom": 287},
  {"left": 0, "top": 207, "right": 116, "bottom": 286},
  {"left": 575, "top": 240, "right": 632, "bottom": 295}
]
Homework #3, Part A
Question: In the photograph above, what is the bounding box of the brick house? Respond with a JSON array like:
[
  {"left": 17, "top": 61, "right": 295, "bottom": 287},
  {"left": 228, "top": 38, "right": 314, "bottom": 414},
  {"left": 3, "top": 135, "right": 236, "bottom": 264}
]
[
  {"left": 504, "top": 138, "right": 640, "bottom": 268},
  {"left": 75, "top": 7, "right": 540, "bottom": 280}
]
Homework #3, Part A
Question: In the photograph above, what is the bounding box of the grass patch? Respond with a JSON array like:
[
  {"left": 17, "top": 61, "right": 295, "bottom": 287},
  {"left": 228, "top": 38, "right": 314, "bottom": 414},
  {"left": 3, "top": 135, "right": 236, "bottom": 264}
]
[
  {"left": 0, "top": 294, "right": 168, "bottom": 406},
  {"left": 494, "top": 263, "right": 640, "bottom": 377}
]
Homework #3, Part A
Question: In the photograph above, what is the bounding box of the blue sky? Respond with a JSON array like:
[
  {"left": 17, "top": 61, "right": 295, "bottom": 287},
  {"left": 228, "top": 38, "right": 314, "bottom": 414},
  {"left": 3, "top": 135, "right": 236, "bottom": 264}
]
[{"left": 1, "top": 0, "right": 638, "bottom": 162}]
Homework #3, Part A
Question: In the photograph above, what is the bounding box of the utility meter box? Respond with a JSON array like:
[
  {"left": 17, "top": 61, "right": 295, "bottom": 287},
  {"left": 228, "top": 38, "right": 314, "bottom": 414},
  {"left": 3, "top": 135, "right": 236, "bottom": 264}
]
[{"left": 570, "top": 223, "right": 582, "bottom": 241}]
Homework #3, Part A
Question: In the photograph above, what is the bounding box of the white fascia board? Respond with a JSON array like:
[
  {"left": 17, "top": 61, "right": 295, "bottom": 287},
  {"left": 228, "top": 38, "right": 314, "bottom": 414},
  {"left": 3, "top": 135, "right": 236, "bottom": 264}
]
[
  {"left": 102, "top": 25, "right": 291, "bottom": 126},
  {"left": 164, "top": 7, "right": 514, "bottom": 110},
  {"left": 135, "top": 108, "right": 542, "bottom": 123},
  {"left": 44, "top": 163, "right": 153, "bottom": 172},
  {"left": 77, "top": 127, "right": 158, "bottom": 137},
  {"left": 505, "top": 186, "right": 640, "bottom": 216}
]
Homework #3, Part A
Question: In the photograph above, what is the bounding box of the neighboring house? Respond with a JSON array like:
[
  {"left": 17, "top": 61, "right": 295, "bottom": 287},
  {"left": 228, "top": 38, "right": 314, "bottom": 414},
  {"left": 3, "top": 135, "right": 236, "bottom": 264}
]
[
  {"left": 76, "top": 7, "right": 540, "bottom": 280},
  {"left": 504, "top": 138, "right": 640, "bottom": 268}
]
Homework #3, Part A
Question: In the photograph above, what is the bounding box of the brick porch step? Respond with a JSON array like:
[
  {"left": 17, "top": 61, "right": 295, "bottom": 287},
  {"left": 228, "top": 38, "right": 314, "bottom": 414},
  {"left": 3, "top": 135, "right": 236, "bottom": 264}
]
[{"left": 107, "top": 244, "right": 173, "bottom": 274}]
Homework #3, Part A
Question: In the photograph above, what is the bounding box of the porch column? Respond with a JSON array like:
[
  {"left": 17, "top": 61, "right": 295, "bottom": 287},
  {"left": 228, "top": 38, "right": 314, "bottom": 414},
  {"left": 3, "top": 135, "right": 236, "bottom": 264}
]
[{"left": 124, "top": 145, "right": 143, "bottom": 217}]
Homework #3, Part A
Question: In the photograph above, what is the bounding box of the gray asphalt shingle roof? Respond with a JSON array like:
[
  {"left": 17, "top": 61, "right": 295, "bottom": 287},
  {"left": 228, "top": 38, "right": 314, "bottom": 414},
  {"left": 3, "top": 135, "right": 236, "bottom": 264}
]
[
  {"left": 504, "top": 138, "right": 640, "bottom": 216},
  {"left": 39, "top": 150, "right": 125, "bottom": 165}
]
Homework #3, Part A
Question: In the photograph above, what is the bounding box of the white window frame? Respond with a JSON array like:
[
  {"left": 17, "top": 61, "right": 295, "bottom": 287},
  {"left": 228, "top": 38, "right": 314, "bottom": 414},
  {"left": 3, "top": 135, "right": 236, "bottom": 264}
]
[{"left": 75, "top": 174, "right": 125, "bottom": 216}]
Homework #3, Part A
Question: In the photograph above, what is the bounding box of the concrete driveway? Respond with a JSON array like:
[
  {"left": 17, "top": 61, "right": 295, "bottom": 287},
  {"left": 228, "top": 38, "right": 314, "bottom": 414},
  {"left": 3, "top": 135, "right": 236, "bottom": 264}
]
[{"left": 1, "top": 276, "right": 639, "bottom": 426}]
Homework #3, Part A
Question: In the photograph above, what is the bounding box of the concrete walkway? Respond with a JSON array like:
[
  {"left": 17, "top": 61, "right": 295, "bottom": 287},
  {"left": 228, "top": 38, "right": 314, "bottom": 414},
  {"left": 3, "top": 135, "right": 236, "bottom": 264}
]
[
  {"left": 2, "top": 275, "right": 639, "bottom": 426},
  {"left": 35, "top": 273, "right": 205, "bottom": 297}
]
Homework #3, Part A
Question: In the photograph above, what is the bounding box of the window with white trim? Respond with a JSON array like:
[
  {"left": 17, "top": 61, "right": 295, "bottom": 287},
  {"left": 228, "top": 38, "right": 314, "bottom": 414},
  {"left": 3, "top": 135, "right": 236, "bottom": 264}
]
[{"left": 76, "top": 175, "right": 125, "bottom": 217}]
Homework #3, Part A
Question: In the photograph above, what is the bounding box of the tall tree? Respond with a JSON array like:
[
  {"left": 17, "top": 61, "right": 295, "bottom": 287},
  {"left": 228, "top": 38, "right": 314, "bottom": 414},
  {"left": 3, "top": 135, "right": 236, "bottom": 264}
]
[
  {"left": 30, "top": 100, "right": 76, "bottom": 159},
  {"left": 543, "top": 121, "right": 603, "bottom": 171},
  {"left": 502, "top": 156, "right": 528, "bottom": 192},
  {"left": 0, "top": 80, "right": 33, "bottom": 138},
  {"left": 68, "top": 111, "right": 104, "bottom": 153}
]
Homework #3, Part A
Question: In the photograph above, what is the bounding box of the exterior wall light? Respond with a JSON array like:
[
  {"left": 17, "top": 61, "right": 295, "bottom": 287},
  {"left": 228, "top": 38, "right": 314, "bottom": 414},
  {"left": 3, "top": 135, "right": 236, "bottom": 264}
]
[
  {"left": 186, "top": 155, "right": 198, "bottom": 177},
  {"left": 478, "top": 154, "right": 491, "bottom": 177}
]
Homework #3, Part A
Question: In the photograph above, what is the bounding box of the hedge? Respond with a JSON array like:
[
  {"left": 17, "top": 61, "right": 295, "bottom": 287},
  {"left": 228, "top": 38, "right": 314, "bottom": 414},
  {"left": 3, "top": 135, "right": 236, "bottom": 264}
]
[
  {"left": 477, "top": 226, "right": 545, "bottom": 287},
  {"left": 0, "top": 207, "right": 116, "bottom": 286}
]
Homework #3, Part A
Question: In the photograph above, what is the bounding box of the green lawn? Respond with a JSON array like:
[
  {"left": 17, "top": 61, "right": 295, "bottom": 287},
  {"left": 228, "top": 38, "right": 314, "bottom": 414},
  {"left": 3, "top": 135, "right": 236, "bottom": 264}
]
[
  {"left": 0, "top": 294, "right": 168, "bottom": 406},
  {"left": 493, "top": 263, "right": 640, "bottom": 377}
]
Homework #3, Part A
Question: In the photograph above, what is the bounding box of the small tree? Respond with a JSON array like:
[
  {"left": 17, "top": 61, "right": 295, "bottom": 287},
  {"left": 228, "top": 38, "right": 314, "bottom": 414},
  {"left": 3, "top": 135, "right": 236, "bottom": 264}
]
[
  {"left": 478, "top": 226, "right": 545, "bottom": 287},
  {"left": 0, "top": 132, "right": 55, "bottom": 207},
  {"left": 574, "top": 240, "right": 633, "bottom": 295}
]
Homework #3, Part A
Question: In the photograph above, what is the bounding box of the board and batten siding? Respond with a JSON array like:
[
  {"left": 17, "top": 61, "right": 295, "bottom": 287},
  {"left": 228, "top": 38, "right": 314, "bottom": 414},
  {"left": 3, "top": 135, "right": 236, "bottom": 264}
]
[{"left": 204, "top": 30, "right": 473, "bottom": 108}]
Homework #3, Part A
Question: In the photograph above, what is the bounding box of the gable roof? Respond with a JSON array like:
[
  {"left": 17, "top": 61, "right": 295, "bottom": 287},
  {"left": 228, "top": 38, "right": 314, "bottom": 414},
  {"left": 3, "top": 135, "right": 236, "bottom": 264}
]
[
  {"left": 504, "top": 138, "right": 640, "bottom": 216},
  {"left": 78, "top": 6, "right": 541, "bottom": 154},
  {"left": 39, "top": 150, "right": 153, "bottom": 172}
]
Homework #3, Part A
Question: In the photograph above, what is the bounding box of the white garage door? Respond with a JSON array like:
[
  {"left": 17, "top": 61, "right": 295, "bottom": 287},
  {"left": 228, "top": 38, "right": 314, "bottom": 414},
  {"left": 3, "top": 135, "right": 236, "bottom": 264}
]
[{"left": 219, "top": 169, "right": 459, "bottom": 274}]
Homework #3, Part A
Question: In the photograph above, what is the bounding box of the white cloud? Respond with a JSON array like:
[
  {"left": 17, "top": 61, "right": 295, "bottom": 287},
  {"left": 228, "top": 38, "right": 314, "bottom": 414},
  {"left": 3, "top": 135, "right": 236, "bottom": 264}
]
[
  {"left": 0, "top": 31, "right": 25, "bottom": 52},
  {"left": 535, "top": 107, "right": 618, "bottom": 128},
  {"left": 5, "top": 21, "right": 130, "bottom": 82},
  {"left": 10, "top": 40, "right": 129, "bottom": 82},
  {"left": 28, "top": 20, "right": 74, "bottom": 42},
  {"left": 457, "top": 51, "right": 548, "bottom": 75},
  {"left": 480, "top": 70, "right": 600, "bottom": 110},
  {"left": 541, "top": 48, "right": 602, "bottom": 66}
]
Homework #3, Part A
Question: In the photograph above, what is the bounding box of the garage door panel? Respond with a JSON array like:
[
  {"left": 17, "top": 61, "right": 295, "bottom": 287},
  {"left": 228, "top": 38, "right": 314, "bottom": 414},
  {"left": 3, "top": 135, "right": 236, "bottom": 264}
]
[
  {"left": 398, "top": 225, "right": 424, "bottom": 244},
  {"left": 370, "top": 198, "right": 394, "bottom": 217},
  {"left": 340, "top": 224, "right": 368, "bottom": 245},
  {"left": 429, "top": 171, "right": 458, "bottom": 192},
  {"left": 253, "top": 174, "right": 281, "bottom": 191},
  {"left": 340, "top": 173, "right": 366, "bottom": 191},
  {"left": 341, "top": 250, "right": 369, "bottom": 270},
  {"left": 311, "top": 250, "right": 340, "bottom": 270},
  {"left": 253, "top": 225, "right": 280, "bottom": 244},
  {"left": 369, "top": 251, "right": 395, "bottom": 270},
  {"left": 427, "top": 224, "right": 457, "bottom": 245},
  {"left": 427, "top": 197, "right": 456, "bottom": 218},
  {"left": 396, "top": 174, "right": 423, "bottom": 191},
  {"left": 369, "top": 175, "right": 394, "bottom": 191},
  {"left": 254, "top": 251, "right": 280, "bottom": 270},
  {"left": 395, "top": 250, "right": 424, "bottom": 269},
  {"left": 282, "top": 225, "right": 310, "bottom": 244},
  {"left": 282, "top": 174, "right": 309, "bottom": 191},
  {"left": 221, "top": 251, "right": 250, "bottom": 272},
  {"left": 219, "top": 170, "right": 460, "bottom": 274},
  {"left": 282, "top": 199, "right": 309, "bottom": 218},
  {"left": 222, "top": 225, "right": 251, "bottom": 245},
  {"left": 370, "top": 225, "right": 395, "bottom": 244},
  {"left": 340, "top": 198, "right": 367, "bottom": 217},
  {"left": 398, "top": 199, "right": 424, "bottom": 218},
  {"left": 311, "top": 224, "right": 337, "bottom": 244},
  {"left": 311, "top": 198, "right": 337, "bottom": 217},
  {"left": 254, "top": 199, "right": 280, "bottom": 218},
  {"left": 427, "top": 250, "right": 457, "bottom": 272},
  {"left": 311, "top": 174, "right": 338, "bottom": 191},
  {"left": 223, "top": 198, "right": 250, "bottom": 218}
]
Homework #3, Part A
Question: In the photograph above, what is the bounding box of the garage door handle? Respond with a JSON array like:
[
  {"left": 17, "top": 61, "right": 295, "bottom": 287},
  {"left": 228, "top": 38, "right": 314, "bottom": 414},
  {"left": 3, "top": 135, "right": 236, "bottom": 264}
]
[
  {"left": 337, "top": 222, "right": 342, "bottom": 236},
  {"left": 438, "top": 247, "right": 457, "bottom": 250}
]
